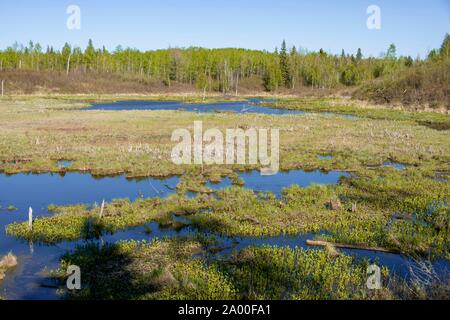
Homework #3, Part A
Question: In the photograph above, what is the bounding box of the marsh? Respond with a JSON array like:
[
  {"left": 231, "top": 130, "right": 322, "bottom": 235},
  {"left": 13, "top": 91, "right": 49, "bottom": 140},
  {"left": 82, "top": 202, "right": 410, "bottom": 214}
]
[{"left": 0, "top": 96, "right": 448, "bottom": 300}]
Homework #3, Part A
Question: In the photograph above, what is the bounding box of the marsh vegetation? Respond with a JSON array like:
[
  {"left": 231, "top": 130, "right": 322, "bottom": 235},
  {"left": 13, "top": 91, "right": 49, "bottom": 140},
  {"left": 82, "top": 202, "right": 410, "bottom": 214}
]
[{"left": 0, "top": 95, "right": 448, "bottom": 300}]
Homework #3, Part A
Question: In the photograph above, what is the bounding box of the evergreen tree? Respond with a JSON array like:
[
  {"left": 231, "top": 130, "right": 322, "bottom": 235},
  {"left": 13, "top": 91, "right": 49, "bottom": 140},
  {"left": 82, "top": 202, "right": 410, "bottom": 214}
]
[
  {"left": 62, "top": 43, "right": 72, "bottom": 57},
  {"left": 84, "top": 39, "right": 95, "bottom": 70},
  {"left": 356, "top": 48, "right": 363, "bottom": 60},
  {"left": 279, "top": 40, "right": 290, "bottom": 88},
  {"left": 386, "top": 44, "right": 397, "bottom": 59},
  {"left": 404, "top": 56, "right": 413, "bottom": 67},
  {"left": 439, "top": 33, "right": 450, "bottom": 58}
]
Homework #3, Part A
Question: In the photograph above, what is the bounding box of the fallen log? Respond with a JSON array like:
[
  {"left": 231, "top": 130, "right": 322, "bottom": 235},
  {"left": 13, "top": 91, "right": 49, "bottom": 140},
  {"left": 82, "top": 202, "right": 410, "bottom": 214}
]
[{"left": 306, "top": 240, "right": 398, "bottom": 254}]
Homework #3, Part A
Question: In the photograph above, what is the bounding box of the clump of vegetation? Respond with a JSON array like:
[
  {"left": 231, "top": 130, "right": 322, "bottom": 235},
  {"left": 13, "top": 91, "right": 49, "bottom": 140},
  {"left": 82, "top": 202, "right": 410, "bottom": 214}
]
[
  {"left": 218, "top": 246, "right": 393, "bottom": 300},
  {"left": 55, "top": 239, "right": 236, "bottom": 300},
  {"left": 6, "top": 195, "right": 212, "bottom": 243},
  {"left": 55, "top": 239, "right": 448, "bottom": 300}
]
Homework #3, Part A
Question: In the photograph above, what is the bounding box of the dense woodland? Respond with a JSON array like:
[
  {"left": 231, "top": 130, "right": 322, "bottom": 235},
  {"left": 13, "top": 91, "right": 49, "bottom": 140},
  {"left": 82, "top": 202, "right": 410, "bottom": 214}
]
[{"left": 0, "top": 35, "right": 449, "bottom": 107}]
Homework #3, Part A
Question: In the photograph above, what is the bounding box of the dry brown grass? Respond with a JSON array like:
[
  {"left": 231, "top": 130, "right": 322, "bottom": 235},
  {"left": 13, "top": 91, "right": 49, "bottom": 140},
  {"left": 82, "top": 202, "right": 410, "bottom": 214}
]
[
  {"left": 0, "top": 70, "right": 195, "bottom": 95},
  {"left": 353, "top": 60, "right": 450, "bottom": 110},
  {"left": 0, "top": 96, "right": 448, "bottom": 178}
]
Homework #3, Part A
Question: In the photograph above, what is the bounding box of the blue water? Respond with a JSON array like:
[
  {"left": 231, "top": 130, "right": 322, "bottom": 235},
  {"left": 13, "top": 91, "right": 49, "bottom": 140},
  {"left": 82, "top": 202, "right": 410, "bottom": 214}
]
[
  {"left": 383, "top": 161, "right": 408, "bottom": 170},
  {"left": 57, "top": 160, "right": 73, "bottom": 168},
  {"left": 0, "top": 172, "right": 180, "bottom": 259},
  {"left": 206, "top": 170, "right": 350, "bottom": 197},
  {"left": 0, "top": 170, "right": 448, "bottom": 299},
  {"left": 84, "top": 98, "right": 361, "bottom": 119},
  {"left": 0, "top": 172, "right": 180, "bottom": 299},
  {"left": 0, "top": 172, "right": 179, "bottom": 215},
  {"left": 4, "top": 220, "right": 448, "bottom": 300},
  {"left": 85, "top": 99, "right": 307, "bottom": 115},
  {"left": 318, "top": 155, "right": 333, "bottom": 160}
]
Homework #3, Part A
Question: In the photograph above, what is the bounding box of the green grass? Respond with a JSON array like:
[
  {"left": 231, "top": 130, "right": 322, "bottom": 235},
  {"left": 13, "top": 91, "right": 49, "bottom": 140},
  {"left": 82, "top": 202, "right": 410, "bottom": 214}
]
[
  {"left": 54, "top": 239, "right": 237, "bottom": 300},
  {"left": 6, "top": 195, "right": 210, "bottom": 243},
  {"left": 219, "top": 245, "right": 393, "bottom": 300},
  {"left": 54, "top": 238, "right": 447, "bottom": 300}
]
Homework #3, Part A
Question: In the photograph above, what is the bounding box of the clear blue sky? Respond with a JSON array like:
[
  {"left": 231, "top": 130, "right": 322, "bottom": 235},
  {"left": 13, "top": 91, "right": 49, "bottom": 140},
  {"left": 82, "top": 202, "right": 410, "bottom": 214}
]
[{"left": 0, "top": 0, "right": 449, "bottom": 57}]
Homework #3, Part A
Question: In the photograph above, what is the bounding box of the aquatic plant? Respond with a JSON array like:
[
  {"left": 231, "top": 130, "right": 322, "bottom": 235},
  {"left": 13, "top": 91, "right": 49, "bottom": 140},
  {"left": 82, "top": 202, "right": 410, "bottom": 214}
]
[
  {"left": 6, "top": 195, "right": 212, "bottom": 243},
  {"left": 218, "top": 246, "right": 395, "bottom": 300},
  {"left": 55, "top": 239, "right": 236, "bottom": 300}
]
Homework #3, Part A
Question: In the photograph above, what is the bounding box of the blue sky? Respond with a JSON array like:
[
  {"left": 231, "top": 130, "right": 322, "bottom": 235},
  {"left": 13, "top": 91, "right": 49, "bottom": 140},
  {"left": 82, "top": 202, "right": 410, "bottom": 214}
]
[{"left": 0, "top": 0, "right": 449, "bottom": 57}]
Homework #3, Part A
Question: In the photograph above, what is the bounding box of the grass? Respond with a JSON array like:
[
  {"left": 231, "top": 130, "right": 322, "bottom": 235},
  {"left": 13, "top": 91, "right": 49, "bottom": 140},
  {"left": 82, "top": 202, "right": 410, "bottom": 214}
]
[
  {"left": 0, "top": 96, "right": 449, "bottom": 177},
  {"left": 53, "top": 238, "right": 449, "bottom": 300},
  {"left": 219, "top": 245, "right": 393, "bottom": 300},
  {"left": 53, "top": 238, "right": 382, "bottom": 300},
  {"left": 263, "top": 97, "right": 450, "bottom": 123},
  {"left": 189, "top": 172, "right": 449, "bottom": 259},
  {"left": 7, "top": 195, "right": 211, "bottom": 243},
  {"left": 54, "top": 238, "right": 237, "bottom": 300}
]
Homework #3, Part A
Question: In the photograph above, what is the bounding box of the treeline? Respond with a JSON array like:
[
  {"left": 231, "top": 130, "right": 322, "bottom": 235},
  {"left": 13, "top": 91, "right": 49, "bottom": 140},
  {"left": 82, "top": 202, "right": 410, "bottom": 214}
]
[{"left": 0, "top": 35, "right": 448, "bottom": 95}]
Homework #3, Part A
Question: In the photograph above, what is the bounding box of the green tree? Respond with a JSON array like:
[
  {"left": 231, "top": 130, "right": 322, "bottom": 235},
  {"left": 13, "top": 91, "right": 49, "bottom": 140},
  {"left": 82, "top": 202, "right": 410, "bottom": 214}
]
[
  {"left": 84, "top": 39, "right": 96, "bottom": 70},
  {"left": 404, "top": 56, "right": 413, "bottom": 67},
  {"left": 279, "top": 40, "right": 291, "bottom": 88},
  {"left": 356, "top": 48, "right": 363, "bottom": 60},
  {"left": 439, "top": 33, "right": 450, "bottom": 59},
  {"left": 386, "top": 44, "right": 397, "bottom": 59}
]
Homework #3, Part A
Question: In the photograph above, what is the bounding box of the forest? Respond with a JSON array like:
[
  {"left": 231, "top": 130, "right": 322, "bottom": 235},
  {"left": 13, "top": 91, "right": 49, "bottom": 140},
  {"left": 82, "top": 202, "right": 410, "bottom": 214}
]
[{"left": 0, "top": 34, "right": 449, "bottom": 107}]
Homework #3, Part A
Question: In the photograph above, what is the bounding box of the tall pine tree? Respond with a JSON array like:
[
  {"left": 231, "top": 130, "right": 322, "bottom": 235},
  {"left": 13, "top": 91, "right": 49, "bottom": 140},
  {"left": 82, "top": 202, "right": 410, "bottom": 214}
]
[{"left": 279, "top": 40, "right": 291, "bottom": 88}]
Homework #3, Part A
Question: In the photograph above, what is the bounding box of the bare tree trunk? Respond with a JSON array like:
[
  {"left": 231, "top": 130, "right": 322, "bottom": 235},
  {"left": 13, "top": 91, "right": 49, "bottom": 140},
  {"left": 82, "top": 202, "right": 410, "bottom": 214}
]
[
  {"left": 223, "top": 60, "right": 228, "bottom": 96},
  {"left": 306, "top": 240, "right": 397, "bottom": 253},
  {"left": 66, "top": 53, "right": 72, "bottom": 76},
  {"left": 235, "top": 72, "right": 239, "bottom": 96}
]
